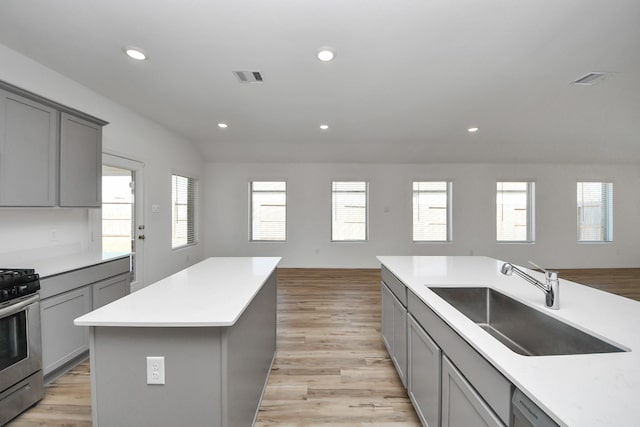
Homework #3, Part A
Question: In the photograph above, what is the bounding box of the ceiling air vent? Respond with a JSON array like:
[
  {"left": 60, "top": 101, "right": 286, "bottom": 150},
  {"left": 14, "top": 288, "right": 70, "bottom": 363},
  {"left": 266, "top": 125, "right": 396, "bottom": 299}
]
[
  {"left": 233, "top": 70, "right": 264, "bottom": 83},
  {"left": 571, "top": 72, "right": 610, "bottom": 86}
]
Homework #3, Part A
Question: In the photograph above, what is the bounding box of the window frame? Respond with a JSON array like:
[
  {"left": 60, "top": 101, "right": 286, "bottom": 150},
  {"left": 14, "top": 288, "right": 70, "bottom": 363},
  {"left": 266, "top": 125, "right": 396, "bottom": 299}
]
[
  {"left": 249, "top": 180, "right": 287, "bottom": 242},
  {"left": 577, "top": 181, "right": 613, "bottom": 243},
  {"left": 171, "top": 172, "right": 198, "bottom": 249},
  {"left": 496, "top": 180, "right": 535, "bottom": 243},
  {"left": 330, "top": 180, "right": 369, "bottom": 242},
  {"left": 412, "top": 180, "right": 453, "bottom": 243}
]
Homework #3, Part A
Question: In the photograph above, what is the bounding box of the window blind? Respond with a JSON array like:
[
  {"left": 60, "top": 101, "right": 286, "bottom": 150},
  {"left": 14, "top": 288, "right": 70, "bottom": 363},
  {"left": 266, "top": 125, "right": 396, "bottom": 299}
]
[
  {"left": 332, "top": 181, "right": 367, "bottom": 241},
  {"left": 496, "top": 181, "right": 532, "bottom": 241},
  {"left": 172, "top": 174, "right": 195, "bottom": 248},
  {"left": 413, "top": 181, "right": 450, "bottom": 241},
  {"left": 250, "top": 181, "right": 286, "bottom": 241},
  {"left": 577, "top": 182, "right": 612, "bottom": 241}
]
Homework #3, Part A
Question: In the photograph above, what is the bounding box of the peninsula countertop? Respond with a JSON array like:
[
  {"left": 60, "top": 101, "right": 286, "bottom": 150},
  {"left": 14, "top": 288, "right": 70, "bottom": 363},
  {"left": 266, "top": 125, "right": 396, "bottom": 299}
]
[
  {"left": 75, "top": 257, "right": 281, "bottom": 328},
  {"left": 377, "top": 256, "right": 640, "bottom": 427}
]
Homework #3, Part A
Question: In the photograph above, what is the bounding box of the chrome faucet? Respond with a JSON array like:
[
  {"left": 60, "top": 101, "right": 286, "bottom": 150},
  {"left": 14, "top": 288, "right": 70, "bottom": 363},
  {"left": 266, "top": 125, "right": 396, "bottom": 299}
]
[{"left": 501, "top": 262, "right": 560, "bottom": 309}]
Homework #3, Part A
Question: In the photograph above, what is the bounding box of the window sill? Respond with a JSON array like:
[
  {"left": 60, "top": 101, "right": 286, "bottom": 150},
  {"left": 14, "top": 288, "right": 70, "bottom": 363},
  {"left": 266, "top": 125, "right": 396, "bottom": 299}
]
[{"left": 172, "top": 242, "right": 198, "bottom": 251}]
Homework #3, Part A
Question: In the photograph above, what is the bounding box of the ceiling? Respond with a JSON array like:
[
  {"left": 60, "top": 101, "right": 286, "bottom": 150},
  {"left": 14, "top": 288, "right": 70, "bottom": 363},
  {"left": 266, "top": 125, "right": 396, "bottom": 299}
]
[{"left": 0, "top": 0, "right": 639, "bottom": 164}]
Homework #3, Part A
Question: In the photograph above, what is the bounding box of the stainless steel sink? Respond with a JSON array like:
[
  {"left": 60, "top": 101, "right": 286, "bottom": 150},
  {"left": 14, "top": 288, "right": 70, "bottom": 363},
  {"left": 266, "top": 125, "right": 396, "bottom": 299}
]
[{"left": 428, "top": 287, "right": 626, "bottom": 356}]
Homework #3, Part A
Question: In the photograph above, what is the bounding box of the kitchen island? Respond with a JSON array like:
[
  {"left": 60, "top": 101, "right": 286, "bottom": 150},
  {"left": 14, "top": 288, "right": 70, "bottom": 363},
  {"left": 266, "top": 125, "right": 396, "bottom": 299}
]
[
  {"left": 75, "top": 257, "right": 280, "bottom": 427},
  {"left": 379, "top": 256, "right": 640, "bottom": 427}
]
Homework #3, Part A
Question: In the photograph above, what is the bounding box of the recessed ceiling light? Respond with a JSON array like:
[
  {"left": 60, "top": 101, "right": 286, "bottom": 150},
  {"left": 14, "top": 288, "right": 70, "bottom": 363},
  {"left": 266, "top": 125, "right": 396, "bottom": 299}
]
[
  {"left": 218, "top": 123, "right": 228, "bottom": 129},
  {"left": 467, "top": 127, "right": 479, "bottom": 133},
  {"left": 320, "top": 124, "right": 329, "bottom": 130},
  {"left": 317, "top": 49, "right": 335, "bottom": 62},
  {"left": 124, "top": 47, "right": 147, "bottom": 61}
]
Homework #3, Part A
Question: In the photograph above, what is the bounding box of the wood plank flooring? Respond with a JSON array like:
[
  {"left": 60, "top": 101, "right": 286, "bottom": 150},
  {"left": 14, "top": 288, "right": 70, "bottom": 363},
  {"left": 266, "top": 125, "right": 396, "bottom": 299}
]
[
  {"left": 7, "top": 360, "right": 92, "bottom": 427},
  {"left": 254, "top": 268, "right": 419, "bottom": 426},
  {"left": 557, "top": 268, "right": 640, "bottom": 301},
  {"left": 7, "top": 267, "right": 640, "bottom": 426}
]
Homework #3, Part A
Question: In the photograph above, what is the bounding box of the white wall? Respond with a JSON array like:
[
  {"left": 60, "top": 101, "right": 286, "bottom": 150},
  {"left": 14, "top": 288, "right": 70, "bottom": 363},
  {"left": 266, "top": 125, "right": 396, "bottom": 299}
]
[
  {"left": 0, "top": 44, "right": 205, "bottom": 285},
  {"left": 205, "top": 162, "right": 640, "bottom": 269}
]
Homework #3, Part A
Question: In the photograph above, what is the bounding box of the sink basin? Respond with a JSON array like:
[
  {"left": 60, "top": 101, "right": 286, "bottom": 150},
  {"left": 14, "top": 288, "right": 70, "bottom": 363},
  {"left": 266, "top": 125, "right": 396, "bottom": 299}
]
[{"left": 428, "top": 287, "right": 626, "bottom": 356}]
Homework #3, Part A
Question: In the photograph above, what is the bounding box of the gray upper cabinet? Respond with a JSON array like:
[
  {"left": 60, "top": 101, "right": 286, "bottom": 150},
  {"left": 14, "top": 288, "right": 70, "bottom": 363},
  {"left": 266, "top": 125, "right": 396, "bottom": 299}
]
[
  {"left": 0, "top": 80, "right": 107, "bottom": 208},
  {"left": 0, "top": 89, "right": 58, "bottom": 206},
  {"left": 59, "top": 112, "right": 102, "bottom": 207}
]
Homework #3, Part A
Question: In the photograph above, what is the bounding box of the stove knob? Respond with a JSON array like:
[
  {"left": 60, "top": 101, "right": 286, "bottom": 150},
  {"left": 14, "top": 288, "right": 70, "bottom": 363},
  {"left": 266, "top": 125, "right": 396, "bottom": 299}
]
[
  {"left": 18, "top": 284, "right": 28, "bottom": 294},
  {"left": 0, "top": 289, "right": 8, "bottom": 300}
]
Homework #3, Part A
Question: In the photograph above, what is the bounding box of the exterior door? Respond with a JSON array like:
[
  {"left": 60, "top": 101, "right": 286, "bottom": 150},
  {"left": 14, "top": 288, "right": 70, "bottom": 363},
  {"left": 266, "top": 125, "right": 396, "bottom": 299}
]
[{"left": 102, "top": 153, "right": 145, "bottom": 291}]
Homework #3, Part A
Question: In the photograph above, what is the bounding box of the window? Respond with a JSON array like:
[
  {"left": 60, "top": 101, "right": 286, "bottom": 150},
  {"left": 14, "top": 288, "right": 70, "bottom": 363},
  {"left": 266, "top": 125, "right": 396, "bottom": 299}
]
[
  {"left": 102, "top": 166, "right": 134, "bottom": 253},
  {"left": 172, "top": 174, "right": 196, "bottom": 248},
  {"left": 577, "top": 182, "right": 613, "bottom": 242},
  {"left": 331, "top": 181, "right": 368, "bottom": 241},
  {"left": 250, "top": 181, "right": 286, "bottom": 241},
  {"left": 413, "top": 181, "right": 451, "bottom": 241},
  {"left": 496, "top": 181, "right": 534, "bottom": 242}
]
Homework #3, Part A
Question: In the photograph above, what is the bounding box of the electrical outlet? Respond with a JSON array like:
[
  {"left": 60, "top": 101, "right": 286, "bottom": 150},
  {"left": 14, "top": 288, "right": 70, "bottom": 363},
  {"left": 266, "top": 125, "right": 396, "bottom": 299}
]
[{"left": 146, "top": 356, "right": 165, "bottom": 385}]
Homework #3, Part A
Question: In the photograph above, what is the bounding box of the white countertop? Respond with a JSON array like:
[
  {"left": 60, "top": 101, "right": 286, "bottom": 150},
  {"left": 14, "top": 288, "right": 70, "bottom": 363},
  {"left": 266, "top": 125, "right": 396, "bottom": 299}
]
[
  {"left": 377, "top": 256, "right": 640, "bottom": 427},
  {"left": 29, "top": 251, "right": 130, "bottom": 278},
  {"left": 75, "top": 257, "right": 281, "bottom": 327}
]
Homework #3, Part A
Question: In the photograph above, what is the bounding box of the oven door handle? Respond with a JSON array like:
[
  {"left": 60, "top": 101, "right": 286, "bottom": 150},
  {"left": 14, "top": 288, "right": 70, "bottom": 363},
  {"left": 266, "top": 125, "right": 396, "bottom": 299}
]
[{"left": 0, "top": 294, "right": 39, "bottom": 318}]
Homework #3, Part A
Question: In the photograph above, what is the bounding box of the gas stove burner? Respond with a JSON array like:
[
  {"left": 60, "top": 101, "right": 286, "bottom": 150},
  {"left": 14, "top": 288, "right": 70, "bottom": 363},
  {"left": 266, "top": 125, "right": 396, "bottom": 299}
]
[{"left": 0, "top": 268, "right": 40, "bottom": 303}]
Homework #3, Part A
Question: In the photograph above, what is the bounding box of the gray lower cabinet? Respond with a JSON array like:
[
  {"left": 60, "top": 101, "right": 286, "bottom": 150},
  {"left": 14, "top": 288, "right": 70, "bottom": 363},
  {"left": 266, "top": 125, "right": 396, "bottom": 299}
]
[
  {"left": 92, "top": 273, "right": 130, "bottom": 309},
  {"left": 41, "top": 286, "right": 92, "bottom": 375},
  {"left": 59, "top": 112, "right": 102, "bottom": 207},
  {"left": 441, "top": 355, "right": 505, "bottom": 427},
  {"left": 381, "top": 283, "right": 394, "bottom": 351},
  {"left": 40, "top": 257, "right": 130, "bottom": 380},
  {"left": 0, "top": 88, "right": 58, "bottom": 206},
  {"left": 408, "top": 314, "right": 441, "bottom": 427},
  {"left": 381, "top": 263, "right": 513, "bottom": 427},
  {"left": 381, "top": 281, "right": 407, "bottom": 387}
]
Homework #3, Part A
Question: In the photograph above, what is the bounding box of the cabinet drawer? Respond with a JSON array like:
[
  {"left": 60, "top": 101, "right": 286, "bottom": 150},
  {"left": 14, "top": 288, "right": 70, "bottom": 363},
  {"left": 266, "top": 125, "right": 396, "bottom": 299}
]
[
  {"left": 382, "top": 265, "right": 407, "bottom": 306},
  {"left": 408, "top": 290, "right": 512, "bottom": 425},
  {"left": 92, "top": 273, "right": 130, "bottom": 309},
  {"left": 40, "top": 257, "right": 130, "bottom": 299}
]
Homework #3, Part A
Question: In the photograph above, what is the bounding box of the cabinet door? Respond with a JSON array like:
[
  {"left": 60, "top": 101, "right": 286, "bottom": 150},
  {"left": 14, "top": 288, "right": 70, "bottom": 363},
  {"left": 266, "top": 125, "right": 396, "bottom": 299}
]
[
  {"left": 59, "top": 112, "right": 102, "bottom": 207},
  {"left": 40, "top": 286, "right": 92, "bottom": 375},
  {"left": 93, "top": 273, "right": 130, "bottom": 309},
  {"left": 0, "top": 89, "right": 57, "bottom": 206},
  {"left": 408, "top": 315, "right": 441, "bottom": 427},
  {"left": 441, "top": 356, "right": 505, "bottom": 427},
  {"left": 392, "top": 295, "right": 407, "bottom": 387},
  {"left": 381, "top": 282, "right": 394, "bottom": 353}
]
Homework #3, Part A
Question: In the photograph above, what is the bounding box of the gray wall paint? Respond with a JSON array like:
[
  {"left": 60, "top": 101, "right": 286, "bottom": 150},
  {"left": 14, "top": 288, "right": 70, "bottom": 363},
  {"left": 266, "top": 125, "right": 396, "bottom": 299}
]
[
  {"left": 205, "top": 162, "right": 640, "bottom": 269},
  {"left": 0, "top": 43, "right": 205, "bottom": 286}
]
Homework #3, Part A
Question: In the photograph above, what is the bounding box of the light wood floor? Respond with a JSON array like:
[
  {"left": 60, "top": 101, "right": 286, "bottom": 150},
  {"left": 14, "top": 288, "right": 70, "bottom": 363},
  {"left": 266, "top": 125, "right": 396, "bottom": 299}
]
[
  {"left": 255, "top": 269, "right": 419, "bottom": 426},
  {"left": 8, "top": 267, "right": 640, "bottom": 426},
  {"left": 557, "top": 268, "right": 640, "bottom": 301}
]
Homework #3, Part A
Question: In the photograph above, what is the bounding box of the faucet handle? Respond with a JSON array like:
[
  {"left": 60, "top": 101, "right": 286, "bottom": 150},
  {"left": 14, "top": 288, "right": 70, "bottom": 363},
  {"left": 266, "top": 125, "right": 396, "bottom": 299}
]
[{"left": 527, "top": 260, "right": 547, "bottom": 273}]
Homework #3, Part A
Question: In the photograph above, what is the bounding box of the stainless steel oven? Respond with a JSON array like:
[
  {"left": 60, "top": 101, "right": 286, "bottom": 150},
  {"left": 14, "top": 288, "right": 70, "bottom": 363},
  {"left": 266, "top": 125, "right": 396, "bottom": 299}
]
[{"left": 0, "top": 270, "right": 44, "bottom": 426}]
